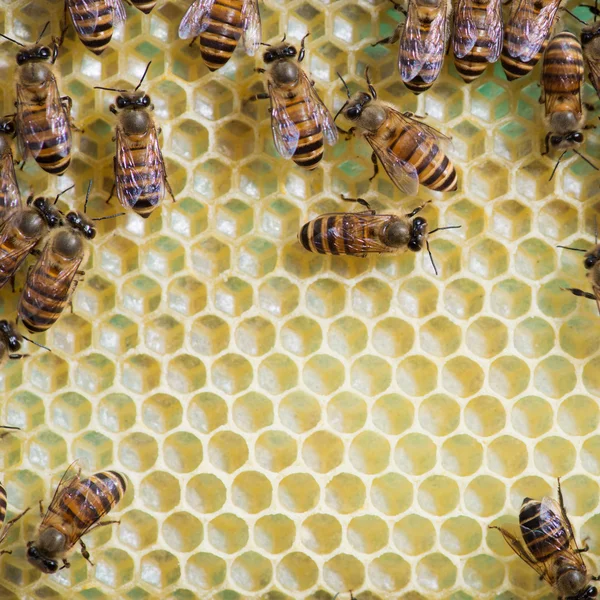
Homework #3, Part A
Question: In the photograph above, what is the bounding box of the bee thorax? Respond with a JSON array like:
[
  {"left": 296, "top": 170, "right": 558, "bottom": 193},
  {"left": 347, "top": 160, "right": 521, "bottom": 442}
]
[
  {"left": 19, "top": 62, "right": 52, "bottom": 86},
  {"left": 358, "top": 104, "right": 387, "bottom": 132},
  {"left": 18, "top": 212, "right": 45, "bottom": 238},
  {"left": 549, "top": 111, "right": 584, "bottom": 135},
  {"left": 53, "top": 230, "right": 83, "bottom": 259},
  {"left": 38, "top": 528, "right": 66, "bottom": 554},
  {"left": 382, "top": 220, "right": 411, "bottom": 247},
  {"left": 121, "top": 110, "right": 152, "bottom": 135},
  {"left": 271, "top": 60, "right": 299, "bottom": 86}
]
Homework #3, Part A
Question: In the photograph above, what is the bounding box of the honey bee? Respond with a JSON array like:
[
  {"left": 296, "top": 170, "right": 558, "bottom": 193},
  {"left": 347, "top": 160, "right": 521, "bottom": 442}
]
[
  {"left": 453, "top": 0, "right": 503, "bottom": 82},
  {"left": 299, "top": 195, "right": 460, "bottom": 273},
  {"left": 96, "top": 62, "right": 174, "bottom": 219},
  {"left": 0, "top": 320, "right": 32, "bottom": 367},
  {"left": 0, "top": 481, "right": 29, "bottom": 556},
  {"left": 27, "top": 461, "right": 126, "bottom": 572},
  {"left": 18, "top": 182, "right": 120, "bottom": 333},
  {"left": 1, "top": 24, "right": 73, "bottom": 176},
  {"left": 65, "top": 0, "right": 126, "bottom": 55},
  {"left": 490, "top": 479, "right": 599, "bottom": 599},
  {"left": 581, "top": 10, "right": 600, "bottom": 101},
  {"left": 500, "top": 0, "right": 562, "bottom": 81},
  {"left": 334, "top": 70, "right": 457, "bottom": 195},
  {"left": 0, "top": 193, "right": 63, "bottom": 291},
  {"left": 0, "top": 118, "right": 21, "bottom": 219},
  {"left": 178, "top": 0, "right": 261, "bottom": 71},
  {"left": 373, "top": 0, "right": 450, "bottom": 94},
  {"left": 249, "top": 34, "right": 338, "bottom": 169}
]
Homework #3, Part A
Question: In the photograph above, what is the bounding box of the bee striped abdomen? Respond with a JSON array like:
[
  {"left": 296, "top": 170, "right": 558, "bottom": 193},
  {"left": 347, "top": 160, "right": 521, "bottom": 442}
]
[
  {"left": 300, "top": 215, "right": 377, "bottom": 255},
  {"left": 390, "top": 126, "right": 457, "bottom": 191},
  {"left": 200, "top": 0, "right": 244, "bottom": 71},
  {"left": 0, "top": 483, "right": 7, "bottom": 529},
  {"left": 19, "top": 103, "right": 71, "bottom": 175},
  {"left": 130, "top": 0, "right": 156, "bottom": 13},
  {"left": 543, "top": 32, "right": 583, "bottom": 95},
  {"left": 285, "top": 90, "right": 323, "bottom": 170},
  {"left": 69, "top": 0, "right": 115, "bottom": 54},
  {"left": 520, "top": 498, "right": 569, "bottom": 561}
]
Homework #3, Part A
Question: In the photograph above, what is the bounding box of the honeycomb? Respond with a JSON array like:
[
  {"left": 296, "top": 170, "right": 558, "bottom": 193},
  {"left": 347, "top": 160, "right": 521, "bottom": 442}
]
[{"left": 0, "top": 0, "right": 599, "bottom": 597}]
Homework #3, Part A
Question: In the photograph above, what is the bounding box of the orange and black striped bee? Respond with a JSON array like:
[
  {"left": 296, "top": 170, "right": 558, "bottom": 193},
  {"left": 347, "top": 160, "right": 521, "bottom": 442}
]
[
  {"left": 65, "top": 0, "right": 126, "bottom": 55},
  {"left": 27, "top": 461, "right": 126, "bottom": 572},
  {"left": 0, "top": 480, "right": 29, "bottom": 555},
  {"left": 299, "top": 195, "right": 459, "bottom": 274},
  {"left": 490, "top": 479, "right": 600, "bottom": 599},
  {"left": 500, "top": 0, "right": 561, "bottom": 81},
  {"left": 334, "top": 70, "right": 457, "bottom": 195},
  {"left": 374, "top": 0, "right": 450, "bottom": 94},
  {"left": 96, "top": 62, "right": 174, "bottom": 219},
  {"left": 1, "top": 24, "right": 73, "bottom": 176},
  {"left": 581, "top": 8, "right": 600, "bottom": 101},
  {"left": 453, "top": 0, "right": 503, "bottom": 82},
  {"left": 249, "top": 34, "right": 338, "bottom": 169},
  {"left": 0, "top": 118, "right": 21, "bottom": 219},
  {"left": 178, "top": 0, "right": 261, "bottom": 71},
  {"left": 0, "top": 193, "right": 63, "bottom": 291}
]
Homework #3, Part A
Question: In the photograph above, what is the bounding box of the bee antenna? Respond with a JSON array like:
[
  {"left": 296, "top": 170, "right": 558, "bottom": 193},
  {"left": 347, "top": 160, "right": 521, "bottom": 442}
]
[
  {"left": 337, "top": 72, "right": 351, "bottom": 98},
  {"left": 135, "top": 61, "right": 152, "bottom": 92},
  {"left": 93, "top": 212, "right": 125, "bottom": 221},
  {"left": 428, "top": 225, "right": 461, "bottom": 235},
  {"left": 0, "top": 425, "right": 21, "bottom": 431},
  {"left": 0, "top": 33, "right": 24, "bottom": 47},
  {"left": 36, "top": 21, "right": 50, "bottom": 44},
  {"left": 94, "top": 86, "right": 128, "bottom": 93},
  {"left": 549, "top": 150, "right": 567, "bottom": 181},
  {"left": 573, "top": 149, "right": 600, "bottom": 172},
  {"left": 426, "top": 240, "right": 438, "bottom": 276},
  {"left": 21, "top": 335, "right": 50, "bottom": 351},
  {"left": 364, "top": 66, "right": 377, "bottom": 99},
  {"left": 564, "top": 7, "right": 587, "bottom": 23},
  {"left": 259, "top": 42, "right": 271, "bottom": 47},
  {"left": 333, "top": 102, "right": 348, "bottom": 124},
  {"left": 557, "top": 245, "right": 587, "bottom": 252},
  {"left": 54, "top": 184, "right": 75, "bottom": 204},
  {"left": 281, "top": 33, "right": 286, "bottom": 43},
  {"left": 83, "top": 180, "right": 93, "bottom": 213}
]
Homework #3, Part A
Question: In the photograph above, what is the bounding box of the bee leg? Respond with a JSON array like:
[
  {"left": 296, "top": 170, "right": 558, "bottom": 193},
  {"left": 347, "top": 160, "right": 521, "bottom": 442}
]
[
  {"left": 85, "top": 520, "right": 121, "bottom": 537},
  {"left": 106, "top": 182, "right": 115, "bottom": 205},
  {"left": 405, "top": 200, "right": 432, "bottom": 218},
  {"left": 337, "top": 126, "right": 355, "bottom": 141},
  {"left": 561, "top": 287, "right": 597, "bottom": 301},
  {"left": 165, "top": 176, "right": 176, "bottom": 203},
  {"left": 79, "top": 539, "right": 94, "bottom": 566},
  {"left": 60, "top": 558, "right": 70, "bottom": 570},
  {"left": 38, "top": 500, "right": 44, "bottom": 518},
  {"left": 246, "top": 92, "right": 270, "bottom": 102},
  {"left": 298, "top": 33, "right": 310, "bottom": 63},
  {"left": 371, "top": 24, "right": 402, "bottom": 47},
  {"left": 341, "top": 194, "right": 375, "bottom": 214},
  {"left": 188, "top": 36, "right": 198, "bottom": 48},
  {"left": 8, "top": 354, "right": 29, "bottom": 360},
  {"left": 369, "top": 152, "right": 379, "bottom": 182},
  {"left": 2, "top": 506, "right": 31, "bottom": 533},
  {"left": 109, "top": 104, "right": 118, "bottom": 116},
  {"left": 0, "top": 550, "right": 11, "bottom": 556}
]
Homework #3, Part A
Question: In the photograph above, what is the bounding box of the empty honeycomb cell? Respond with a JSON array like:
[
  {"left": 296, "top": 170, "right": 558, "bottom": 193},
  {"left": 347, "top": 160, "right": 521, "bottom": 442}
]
[
  {"left": 121, "top": 354, "right": 160, "bottom": 394},
  {"left": 368, "top": 552, "right": 412, "bottom": 593},
  {"left": 489, "top": 356, "right": 530, "bottom": 398},
  {"left": 397, "top": 277, "right": 438, "bottom": 318},
  {"left": 50, "top": 392, "right": 92, "bottom": 433},
  {"left": 232, "top": 471, "right": 272, "bottom": 514},
  {"left": 471, "top": 81, "right": 509, "bottom": 121},
  {"left": 463, "top": 554, "right": 505, "bottom": 593},
  {"left": 278, "top": 473, "right": 320, "bottom": 514},
  {"left": 350, "top": 355, "right": 391, "bottom": 396},
  {"left": 166, "top": 354, "right": 205, "bottom": 394},
  {"left": 140, "top": 549, "right": 180, "bottom": 589},
  {"left": 281, "top": 317, "right": 323, "bottom": 357},
  {"left": 167, "top": 276, "right": 206, "bottom": 317},
  {"left": 260, "top": 198, "right": 300, "bottom": 240},
  {"left": 140, "top": 471, "right": 180, "bottom": 512},
  {"left": 191, "top": 236, "right": 231, "bottom": 279},
  {"left": 442, "top": 278, "right": 485, "bottom": 320},
  {"left": 468, "top": 238, "right": 509, "bottom": 280},
  {"left": 4, "top": 469, "right": 43, "bottom": 511},
  {"left": 144, "top": 314, "right": 185, "bottom": 355},
  {"left": 371, "top": 473, "right": 413, "bottom": 516},
  {"left": 349, "top": 431, "right": 390, "bottom": 475},
  {"left": 255, "top": 514, "right": 295, "bottom": 555},
  {"left": 215, "top": 199, "right": 254, "bottom": 240},
  {"left": 0, "top": 362, "right": 24, "bottom": 397},
  {"left": 490, "top": 277, "right": 532, "bottom": 319},
  {"left": 306, "top": 279, "right": 346, "bottom": 318},
  {"left": 515, "top": 157, "right": 554, "bottom": 201},
  {"left": 584, "top": 356, "right": 600, "bottom": 397},
  {"left": 331, "top": 255, "right": 373, "bottom": 280},
  {"left": 215, "top": 120, "right": 255, "bottom": 162},
  {"left": 396, "top": 356, "right": 438, "bottom": 397},
  {"left": 534, "top": 436, "right": 576, "bottom": 476},
  {"left": 417, "top": 476, "right": 460, "bottom": 516},
  {"left": 370, "top": 318, "right": 413, "bottom": 358},
  {"left": 142, "top": 394, "right": 182, "bottom": 433},
  {"left": 28, "top": 353, "right": 69, "bottom": 394},
  {"left": 118, "top": 510, "right": 158, "bottom": 552},
  {"left": 558, "top": 395, "right": 599, "bottom": 436},
  {"left": 255, "top": 430, "right": 297, "bottom": 473},
  {"left": 372, "top": 394, "right": 414, "bottom": 435},
  {"left": 440, "top": 435, "right": 483, "bottom": 477},
  {"left": 487, "top": 435, "right": 528, "bottom": 477},
  {"left": 239, "top": 157, "right": 280, "bottom": 200},
  {"left": 185, "top": 473, "right": 226, "bottom": 515},
  {"left": 419, "top": 394, "right": 460, "bottom": 437},
  {"left": 98, "top": 235, "right": 139, "bottom": 277},
  {"left": 164, "top": 432, "right": 203, "bottom": 474},
  {"left": 515, "top": 238, "right": 556, "bottom": 280},
  {"left": 211, "top": 354, "right": 253, "bottom": 395},
  {"left": 560, "top": 316, "right": 600, "bottom": 359},
  {"left": 561, "top": 475, "right": 599, "bottom": 516},
  {"left": 491, "top": 199, "right": 532, "bottom": 241},
  {"left": 0, "top": 432, "right": 22, "bottom": 471},
  {"left": 302, "top": 430, "right": 344, "bottom": 474},
  {"left": 440, "top": 516, "right": 482, "bottom": 556},
  {"left": 208, "top": 431, "right": 248, "bottom": 474},
  {"left": 416, "top": 552, "right": 457, "bottom": 591},
  {"left": 119, "top": 432, "right": 159, "bottom": 472},
  {"left": 351, "top": 278, "right": 393, "bottom": 318},
  {"left": 323, "top": 553, "right": 365, "bottom": 594},
  {"left": 95, "top": 548, "right": 134, "bottom": 589},
  {"left": 538, "top": 200, "right": 578, "bottom": 241},
  {"left": 121, "top": 275, "right": 161, "bottom": 316},
  {"left": 230, "top": 551, "right": 273, "bottom": 592},
  {"left": 190, "top": 315, "right": 230, "bottom": 357},
  {"left": 98, "top": 393, "right": 136, "bottom": 433},
  {"left": 581, "top": 515, "right": 600, "bottom": 560},
  {"left": 208, "top": 513, "right": 249, "bottom": 554},
  {"left": 187, "top": 392, "right": 228, "bottom": 434},
  {"left": 325, "top": 473, "right": 367, "bottom": 515},
  {"left": 299, "top": 514, "right": 342, "bottom": 556},
  {"left": 303, "top": 354, "right": 345, "bottom": 396},
  {"left": 258, "top": 354, "right": 298, "bottom": 394},
  {"left": 193, "top": 158, "right": 232, "bottom": 200},
  {"left": 327, "top": 317, "right": 367, "bottom": 358},
  {"left": 144, "top": 236, "right": 185, "bottom": 278},
  {"left": 376, "top": 252, "right": 416, "bottom": 281},
  {"left": 511, "top": 396, "right": 553, "bottom": 438},
  {"left": 185, "top": 552, "right": 226, "bottom": 590},
  {"left": 395, "top": 433, "right": 437, "bottom": 476},
  {"left": 48, "top": 314, "right": 92, "bottom": 355},
  {"left": 392, "top": 515, "right": 436, "bottom": 559},
  {"left": 465, "top": 317, "right": 507, "bottom": 358},
  {"left": 327, "top": 392, "right": 367, "bottom": 433},
  {"left": 464, "top": 476, "right": 506, "bottom": 518},
  {"left": 73, "top": 431, "right": 113, "bottom": 471},
  {"left": 534, "top": 355, "right": 576, "bottom": 398},
  {"left": 469, "top": 161, "right": 508, "bottom": 200},
  {"left": 442, "top": 356, "right": 484, "bottom": 398},
  {"left": 258, "top": 277, "right": 299, "bottom": 317},
  {"left": 538, "top": 278, "right": 578, "bottom": 318},
  {"left": 513, "top": 316, "right": 555, "bottom": 358},
  {"left": 27, "top": 429, "right": 67, "bottom": 470},
  {"left": 97, "top": 315, "right": 138, "bottom": 355},
  {"left": 507, "top": 552, "right": 547, "bottom": 593},
  {"left": 232, "top": 392, "right": 274, "bottom": 433},
  {"left": 419, "top": 316, "right": 461, "bottom": 357},
  {"left": 214, "top": 277, "right": 253, "bottom": 317},
  {"left": 6, "top": 391, "right": 45, "bottom": 431},
  {"left": 347, "top": 515, "right": 389, "bottom": 555},
  {"left": 276, "top": 552, "right": 318, "bottom": 592},
  {"left": 279, "top": 391, "right": 321, "bottom": 434},
  {"left": 494, "top": 119, "right": 534, "bottom": 161},
  {"left": 234, "top": 317, "right": 275, "bottom": 357}
]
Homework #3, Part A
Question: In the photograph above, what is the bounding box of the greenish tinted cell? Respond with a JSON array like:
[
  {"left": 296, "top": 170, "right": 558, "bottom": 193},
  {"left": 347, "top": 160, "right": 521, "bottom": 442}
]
[
  {"left": 476, "top": 81, "right": 504, "bottom": 100},
  {"left": 453, "top": 120, "right": 479, "bottom": 139},
  {"left": 569, "top": 155, "right": 600, "bottom": 177},
  {"left": 87, "top": 119, "right": 112, "bottom": 137},
  {"left": 7, "top": 391, "right": 45, "bottom": 428},
  {"left": 522, "top": 81, "right": 541, "bottom": 101},
  {"left": 135, "top": 42, "right": 162, "bottom": 59},
  {"left": 499, "top": 121, "right": 527, "bottom": 139},
  {"left": 66, "top": 79, "right": 88, "bottom": 98},
  {"left": 98, "top": 393, "right": 137, "bottom": 432},
  {"left": 74, "top": 431, "right": 113, "bottom": 469},
  {"left": 338, "top": 160, "right": 367, "bottom": 178},
  {"left": 517, "top": 99, "right": 534, "bottom": 120},
  {"left": 538, "top": 279, "right": 577, "bottom": 317}
]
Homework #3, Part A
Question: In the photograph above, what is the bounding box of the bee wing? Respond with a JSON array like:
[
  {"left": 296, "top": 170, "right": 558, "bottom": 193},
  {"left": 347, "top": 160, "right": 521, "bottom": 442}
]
[
  {"left": 0, "top": 152, "right": 22, "bottom": 216},
  {"left": 399, "top": 0, "right": 427, "bottom": 81},
  {"left": 485, "top": 0, "right": 504, "bottom": 62},
  {"left": 300, "top": 70, "right": 338, "bottom": 147},
  {"left": 419, "top": 4, "right": 449, "bottom": 83},
  {"left": 115, "top": 124, "right": 165, "bottom": 210},
  {"left": 592, "top": 283, "right": 600, "bottom": 316},
  {"left": 39, "top": 461, "right": 81, "bottom": 531},
  {"left": 107, "top": 0, "right": 127, "bottom": 24},
  {"left": 511, "top": 0, "right": 560, "bottom": 62},
  {"left": 585, "top": 52, "right": 600, "bottom": 98},
  {"left": 0, "top": 211, "right": 38, "bottom": 282},
  {"left": 268, "top": 82, "right": 300, "bottom": 159},
  {"left": 491, "top": 524, "right": 555, "bottom": 586},
  {"left": 453, "top": 0, "right": 478, "bottom": 58},
  {"left": 178, "top": 0, "right": 216, "bottom": 39},
  {"left": 16, "top": 76, "right": 71, "bottom": 161},
  {"left": 241, "top": 0, "right": 261, "bottom": 56},
  {"left": 67, "top": 0, "right": 100, "bottom": 37}
]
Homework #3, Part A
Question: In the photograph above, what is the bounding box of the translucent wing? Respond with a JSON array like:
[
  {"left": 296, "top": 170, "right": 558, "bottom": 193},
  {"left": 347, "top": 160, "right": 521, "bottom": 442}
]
[
  {"left": 300, "top": 70, "right": 338, "bottom": 147},
  {"left": 399, "top": 0, "right": 427, "bottom": 81},
  {"left": 0, "top": 211, "right": 38, "bottom": 285},
  {"left": 68, "top": 0, "right": 100, "bottom": 39},
  {"left": 241, "top": 0, "right": 261, "bottom": 56},
  {"left": 453, "top": 0, "right": 478, "bottom": 58},
  {"left": 40, "top": 462, "right": 81, "bottom": 532},
  {"left": 16, "top": 75, "right": 71, "bottom": 160},
  {"left": 178, "top": 0, "right": 216, "bottom": 39},
  {"left": 485, "top": 0, "right": 504, "bottom": 62},
  {"left": 490, "top": 525, "right": 555, "bottom": 585},
  {"left": 115, "top": 124, "right": 165, "bottom": 211},
  {"left": 516, "top": 0, "right": 560, "bottom": 62},
  {"left": 592, "top": 283, "right": 600, "bottom": 316},
  {"left": 0, "top": 151, "right": 22, "bottom": 217},
  {"left": 585, "top": 49, "right": 600, "bottom": 98},
  {"left": 107, "top": 0, "right": 127, "bottom": 24},
  {"left": 268, "top": 82, "right": 300, "bottom": 159},
  {"left": 419, "top": 3, "right": 449, "bottom": 83}
]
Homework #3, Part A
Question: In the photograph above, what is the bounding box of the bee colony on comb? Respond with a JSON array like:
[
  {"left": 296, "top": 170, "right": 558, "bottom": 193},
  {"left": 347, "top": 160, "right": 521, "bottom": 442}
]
[{"left": 0, "top": 0, "right": 599, "bottom": 598}]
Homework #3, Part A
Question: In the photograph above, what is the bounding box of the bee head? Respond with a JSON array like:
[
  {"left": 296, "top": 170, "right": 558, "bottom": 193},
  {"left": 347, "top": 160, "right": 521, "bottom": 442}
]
[
  {"left": 26, "top": 544, "right": 59, "bottom": 574},
  {"left": 31, "top": 197, "right": 62, "bottom": 229},
  {"left": 263, "top": 43, "right": 297, "bottom": 63},
  {"left": 343, "top": 92, "right": 371, "bottom": 121},
  {"left": 581, "top": 22, "right": 600, "bottom": 46},
  {"left": 116, "top": 91, "right": 151, "bottom": 110},
  {"left": 66, "top": 211, "right": 96, "bottom": 240},
  {"left": 16, "top": 44, "right": 53, "bottom": 65},
  {"left": 408, "top": 216, "right": 428, "bottom": 252},
  {"left": 0, "top": 118, "right": 15, "bottom": 135},
  {"left": 582, "top": 586, "right": 598, "bottom": 598},
  {"left": 584, "top": 248, "right": 600, "bottom": 270},
  {"left": 0, "top": 320, "right": 21, "bottom": 353}
]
